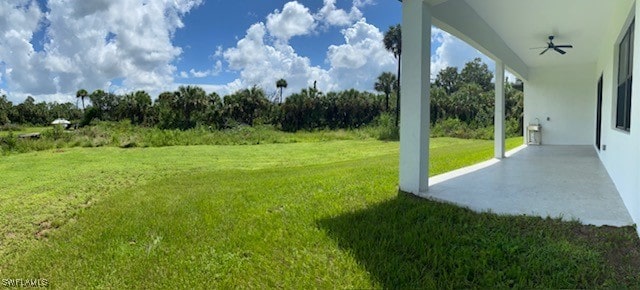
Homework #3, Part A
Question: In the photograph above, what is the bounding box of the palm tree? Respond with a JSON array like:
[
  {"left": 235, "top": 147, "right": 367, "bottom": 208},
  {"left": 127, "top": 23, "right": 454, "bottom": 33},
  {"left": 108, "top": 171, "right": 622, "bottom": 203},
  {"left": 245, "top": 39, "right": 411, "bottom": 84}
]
[
  {"left": 383, "top": 24, "right": 401, "bottom": 126},
  {"left": 176, "top": 85, "right": 208, "bottom": 128},
  {"left": 374, "top": 72, "right": 397, "bottom": 111},
  {"left": 276, "top": 78, "right": 288, "bottom": 103},
  {"left": 76, "top": 89, "right": 88, "bottom": 111}
]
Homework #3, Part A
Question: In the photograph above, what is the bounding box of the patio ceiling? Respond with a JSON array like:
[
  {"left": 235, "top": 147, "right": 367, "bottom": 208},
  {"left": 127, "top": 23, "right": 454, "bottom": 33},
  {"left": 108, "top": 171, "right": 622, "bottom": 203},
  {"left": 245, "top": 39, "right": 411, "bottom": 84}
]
[{"left": 422, "top": 0, "right": 632, "bottom": 79}]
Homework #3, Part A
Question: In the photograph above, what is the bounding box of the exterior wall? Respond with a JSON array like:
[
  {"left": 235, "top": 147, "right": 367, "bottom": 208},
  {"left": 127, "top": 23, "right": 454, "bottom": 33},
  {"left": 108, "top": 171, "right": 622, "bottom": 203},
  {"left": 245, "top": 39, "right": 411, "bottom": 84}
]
[
  {"left": 595, "top": 1, "right": 640, "bottom": 228},
  {"left": 523, "top": 64, "right": 597, "bottom": 145}
]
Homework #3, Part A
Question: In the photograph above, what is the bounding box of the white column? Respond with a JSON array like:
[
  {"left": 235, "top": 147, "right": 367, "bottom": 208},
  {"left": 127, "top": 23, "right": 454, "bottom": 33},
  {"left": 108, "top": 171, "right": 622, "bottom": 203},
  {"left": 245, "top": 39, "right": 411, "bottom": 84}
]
[
  {"left": 494, "top": 60, "right": 505, "bottom": 159},
  {"left": 399, "top": 0, "right": 431, "bottom": 195}
]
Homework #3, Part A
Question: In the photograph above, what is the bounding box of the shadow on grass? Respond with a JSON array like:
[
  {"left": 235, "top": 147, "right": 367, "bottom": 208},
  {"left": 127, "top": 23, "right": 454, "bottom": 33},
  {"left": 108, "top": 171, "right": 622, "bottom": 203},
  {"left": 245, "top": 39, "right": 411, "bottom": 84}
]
[{"left": 317, "top": 191, "right": 640, "bottom": 289}]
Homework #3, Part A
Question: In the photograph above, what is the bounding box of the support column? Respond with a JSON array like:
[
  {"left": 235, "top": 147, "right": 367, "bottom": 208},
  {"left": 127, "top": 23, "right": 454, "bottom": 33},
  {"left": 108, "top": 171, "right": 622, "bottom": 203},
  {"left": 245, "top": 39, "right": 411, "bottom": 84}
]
[
  {"left": 494, "top": 60, "right": 506, "bottom": 159},
  {"left": 399, "top": 0, "right": 431, "bottom": 195}
]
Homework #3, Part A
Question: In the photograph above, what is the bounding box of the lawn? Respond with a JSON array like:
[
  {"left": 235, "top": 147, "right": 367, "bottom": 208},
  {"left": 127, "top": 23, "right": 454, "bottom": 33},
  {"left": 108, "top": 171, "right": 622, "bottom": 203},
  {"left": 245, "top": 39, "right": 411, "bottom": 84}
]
[{"left": 1, "top": 136, "right": 639, "bottom": 288}]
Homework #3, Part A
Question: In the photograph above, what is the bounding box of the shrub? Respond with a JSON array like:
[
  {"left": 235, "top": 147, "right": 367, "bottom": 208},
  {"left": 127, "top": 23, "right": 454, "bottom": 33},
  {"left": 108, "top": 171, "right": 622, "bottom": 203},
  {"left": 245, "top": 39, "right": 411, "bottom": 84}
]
[
  {"left": 371, "top": 113, "right": 399, "bottom": 141},
  {"left": 0, "top": 131, "right": 17, "bottom": 154},
  {"left": 431, "top": 118, "right": 492, "bottom": 140},
  {"left": 0, "top": 123, "right": 22, "bottom": 132},
  {"left": 506, "top": 118, "right": 522, "bottom": 137},
  {"left": 430, "top": 118, "right": 522, "bottom": 140}
]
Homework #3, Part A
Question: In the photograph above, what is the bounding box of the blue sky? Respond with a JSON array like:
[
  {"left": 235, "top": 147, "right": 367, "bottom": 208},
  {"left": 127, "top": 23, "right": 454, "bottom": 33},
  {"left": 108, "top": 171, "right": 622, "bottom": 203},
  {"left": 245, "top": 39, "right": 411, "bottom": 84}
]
[{"left": 0, "top": 0, "right": 492, "bottom": 103}]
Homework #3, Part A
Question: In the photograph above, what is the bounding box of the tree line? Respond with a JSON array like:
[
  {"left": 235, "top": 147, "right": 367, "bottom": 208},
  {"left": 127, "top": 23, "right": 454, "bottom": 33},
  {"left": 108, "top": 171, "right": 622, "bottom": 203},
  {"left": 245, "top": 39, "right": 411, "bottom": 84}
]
[
  {"left": 0, "top": 96, "right": 82, "bottom": 126},
  {"left": 0, "top": 85, "right": 388, "bottom": 132},
  {"left": 0, "top": 57, "right": 523, "bottom": 136}
]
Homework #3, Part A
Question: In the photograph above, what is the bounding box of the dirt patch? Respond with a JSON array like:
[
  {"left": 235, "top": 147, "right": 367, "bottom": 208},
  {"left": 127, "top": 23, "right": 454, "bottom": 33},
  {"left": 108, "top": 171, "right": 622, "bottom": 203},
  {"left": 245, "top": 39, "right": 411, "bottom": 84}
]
[
  {"left": 35, "top": 221, "right": 53, "bottom": 239},
  {"left": 79, "top": 199, "right": 93, "bottom": 208}
]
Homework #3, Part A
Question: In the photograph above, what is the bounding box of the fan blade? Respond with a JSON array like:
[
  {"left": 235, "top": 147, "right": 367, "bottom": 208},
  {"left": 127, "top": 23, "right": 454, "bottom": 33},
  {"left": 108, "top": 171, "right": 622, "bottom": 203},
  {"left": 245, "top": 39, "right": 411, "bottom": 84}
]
[
  {"left": 539, "top": 48, "right": 549, "bottom": 55},
  {"left": 554, "top": 47, "right": 567, "bottom": 54},
  {"left": 555, "top": 45, "right": 573, "bottom": 48},
  {"left": 529, "top": 46, "right": 548, "bottom": 50}
]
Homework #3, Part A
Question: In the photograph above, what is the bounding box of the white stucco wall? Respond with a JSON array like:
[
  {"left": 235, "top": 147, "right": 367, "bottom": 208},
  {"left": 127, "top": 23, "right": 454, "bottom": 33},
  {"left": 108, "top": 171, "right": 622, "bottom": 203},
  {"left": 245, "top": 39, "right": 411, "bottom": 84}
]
[
  {"left": 595, "top": 1, "right": 640, "bottom": 227},
  {"left": 523, "top": 64, "right": 597, "bottom": 145}
]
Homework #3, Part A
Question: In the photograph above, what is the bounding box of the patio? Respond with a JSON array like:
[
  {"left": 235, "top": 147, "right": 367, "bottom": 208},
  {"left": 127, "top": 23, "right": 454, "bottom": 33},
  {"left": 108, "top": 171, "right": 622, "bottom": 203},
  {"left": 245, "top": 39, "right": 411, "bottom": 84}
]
[{"left": 422, "top": 145, "right": 634, "bottom": 227}]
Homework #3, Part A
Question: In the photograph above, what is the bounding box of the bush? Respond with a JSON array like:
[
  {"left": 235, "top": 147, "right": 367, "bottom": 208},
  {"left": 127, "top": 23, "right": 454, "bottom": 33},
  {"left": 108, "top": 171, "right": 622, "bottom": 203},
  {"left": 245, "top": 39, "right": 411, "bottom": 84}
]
[
  {"left": 41, "top": 126, "right": 66, "bottom": 140},
  {"left": 430, "top": 118, "right": 522, "bottom": 140},
  {"left": 81, "top": 107, "right": 100, "bottom": 127},
  {"left": 368, "top": 113, "right": 399, "bottom": 141},
  {"left": 506, "top": 118, "right": 522, "bottom": 137},
  {"left": 0, "top": 123, "right": 22, "bottom": 132},
  {"left": 431, "top": 118, "right": 492, "bottom": 140},
  {"left": 0, "top": 131, "right": 17, "bottom": 154},
  {"left": 280, "top": 88, "right": 383, "bottom": 132}
]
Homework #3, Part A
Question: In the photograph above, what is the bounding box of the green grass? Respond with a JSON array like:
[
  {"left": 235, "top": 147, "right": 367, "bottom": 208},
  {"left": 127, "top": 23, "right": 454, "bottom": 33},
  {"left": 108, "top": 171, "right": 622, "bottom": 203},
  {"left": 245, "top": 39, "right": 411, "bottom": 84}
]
[
  {"left": 2, "top": 136, "right": 639, "bottom": 288},
  {"left": 0, "top": 122, "right": 519, "bottom": 155},
  {"left": 0, "top": 126, "right": 49, "bottom": 137},
  {"left": 0, "top": 123, "right": 377, "bottom": 155}
]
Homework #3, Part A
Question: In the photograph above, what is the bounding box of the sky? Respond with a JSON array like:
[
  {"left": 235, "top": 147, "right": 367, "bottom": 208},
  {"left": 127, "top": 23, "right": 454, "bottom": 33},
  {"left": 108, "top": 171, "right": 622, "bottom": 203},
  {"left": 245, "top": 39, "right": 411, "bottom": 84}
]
[{"left": 0, "top": 0, "right": 498, "bottom": 104}]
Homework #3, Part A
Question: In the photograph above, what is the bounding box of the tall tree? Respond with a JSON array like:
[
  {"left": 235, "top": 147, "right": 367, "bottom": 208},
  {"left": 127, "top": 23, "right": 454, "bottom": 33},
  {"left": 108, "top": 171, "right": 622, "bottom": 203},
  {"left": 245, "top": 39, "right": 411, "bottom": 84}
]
[
  {"left": 0, "top": 95, "right": 12, "bottom": 125},
  {"left": 156, "top": 91, "right": 179, "bottom": 129},
  {"left": 203, "top": 92, "right": 224, "bottom": 128},
  {"left": 176, "top": 85, "right": 209, "bottom": 129},
  {"left": 15, "top": 96, "right": 42, "bottom": 125},
  {"left": 374, "top": 72, "right": 397, "bottom": 111},
  {"left": 223, "top": 86, "right": 271, "bottom": 126},
  {"left": 129, "top": 91, "right": 152, "bottom": 125},
  {"left": 383, "top": 24, "right": 401, "bottom": 126},
  {"left": 76, "top": 89, "right": 88, "bottom": 111},
  {"left": 460, "top": 57, "right": 493, "bottom": 91},
  {"left": 276, "top": 78, "right": 288, "bottom": 103},
  {"left": 434, "top": 66, "right": 460, "bottom": 95},
  {"left": 48, "top": 102, "right": 82, "bottom": 121}
]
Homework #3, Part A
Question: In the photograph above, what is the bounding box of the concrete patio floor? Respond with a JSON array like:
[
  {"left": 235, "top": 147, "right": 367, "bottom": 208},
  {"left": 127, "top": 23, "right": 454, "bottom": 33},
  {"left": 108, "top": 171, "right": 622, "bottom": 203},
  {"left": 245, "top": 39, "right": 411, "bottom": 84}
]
[{"left": 423, "top": 145, "right": 634, "bottom": 227}]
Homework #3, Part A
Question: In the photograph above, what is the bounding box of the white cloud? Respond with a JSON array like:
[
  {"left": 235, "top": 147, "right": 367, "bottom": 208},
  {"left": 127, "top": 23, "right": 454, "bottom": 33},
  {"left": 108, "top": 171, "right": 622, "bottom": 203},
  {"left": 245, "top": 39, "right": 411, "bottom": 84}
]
[
  {"left": 180, "top": 61, "right": 222, "bottom": 79},
  {"left": 431, "top": 28, "right": 492, "bottom": 81},
  {"left": 221, "top": 3, "right": 395, "bottom": 97},
  {"left": 353, "top": 0, "right": 375, "bottom": 8},
  {"left": 189, "top": 69, "right": 210, "bottom": 78},
  {"left": 213, "top": 45, "right": 223, "bottom": 57},
  {"left": 213, "top": 60, "right": 222, "bottom": 76},
  {"left": 326, "top": 19, "right": 396, "bottom": 89},
  {"left": 316, "top": 0, "right": 363, "bottom": 27},
  {"left": 223, "top": 22, "right": 331, "bottom": 95},
  {"left": 266, "top": 1, "right": 315, "bottom": 42},
  {"left": 72, "top": 0, "right": 111, "bottom": 17},
  {"left": 224, "top": 23, "right": 269, "bottom": 71},
  {"left": 0, "top": 1, "right": 52, "bottom": 96},
  {"left": 219, "top": 10, "right": 510, "bottom": 101},
  {"left": 431, "top": 27, "right": 518, "bottom": 83},
  {"left": 0, "top": 0, "right": 202, "bottom": 102}
]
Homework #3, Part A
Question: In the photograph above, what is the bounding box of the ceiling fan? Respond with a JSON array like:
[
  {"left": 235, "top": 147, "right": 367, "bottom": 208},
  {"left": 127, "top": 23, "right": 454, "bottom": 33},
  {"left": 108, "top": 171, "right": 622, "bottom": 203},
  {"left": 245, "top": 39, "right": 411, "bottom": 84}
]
[{"left": 531, "top": 36, "right": 573, "bottom": 55}]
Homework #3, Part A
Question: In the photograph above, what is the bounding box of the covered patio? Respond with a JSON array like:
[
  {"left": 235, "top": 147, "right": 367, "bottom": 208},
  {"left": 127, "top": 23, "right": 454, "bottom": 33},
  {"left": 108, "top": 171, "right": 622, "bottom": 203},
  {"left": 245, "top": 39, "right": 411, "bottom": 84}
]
[
  {"left": 424, "top": 145, "right": 634, "bottom": 227},
  {"left": 399, "top": 0, "right": 640, "bottom": 230}
]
